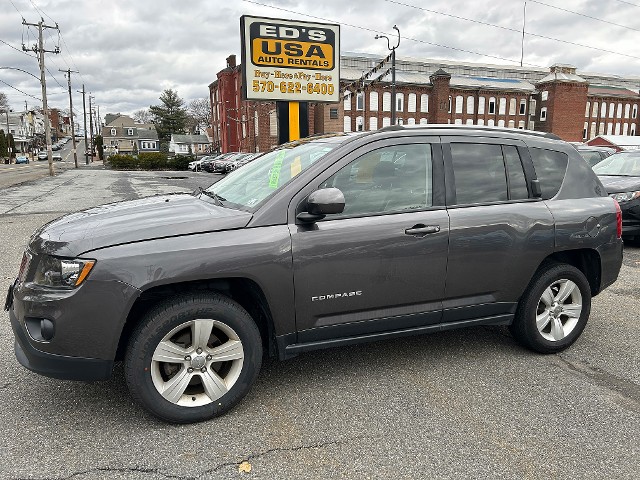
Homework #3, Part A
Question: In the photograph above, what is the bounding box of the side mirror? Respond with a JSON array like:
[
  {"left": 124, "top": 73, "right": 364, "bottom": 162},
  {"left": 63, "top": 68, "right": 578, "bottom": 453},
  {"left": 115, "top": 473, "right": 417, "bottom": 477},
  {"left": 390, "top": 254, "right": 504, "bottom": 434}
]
[
  {"left": 297, "top": 188, "right": 345, "bottom": 223},
  {"left": 530, "top": 179, "right": 542, "bottom": 198}
]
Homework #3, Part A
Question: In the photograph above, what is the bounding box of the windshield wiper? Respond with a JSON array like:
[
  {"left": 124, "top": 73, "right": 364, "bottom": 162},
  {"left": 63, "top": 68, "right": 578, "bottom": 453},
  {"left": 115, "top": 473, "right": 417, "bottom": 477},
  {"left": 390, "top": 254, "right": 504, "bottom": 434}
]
[{"left": 195, "top": 187, "right": 226, "bottom": 206}]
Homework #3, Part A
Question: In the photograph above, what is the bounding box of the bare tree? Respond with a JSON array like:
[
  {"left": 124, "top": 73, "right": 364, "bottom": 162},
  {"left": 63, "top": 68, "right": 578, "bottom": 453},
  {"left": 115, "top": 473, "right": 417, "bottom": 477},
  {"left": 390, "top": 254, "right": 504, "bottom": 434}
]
[
  {"left": 188, "top": 98, "right": 212, "bottom": 134},
  {"left": 132, "top": 108, "right": 152, "bottom": 124},
  {"left": 0, "top": 92, "right": 8, "bottom": 109}
]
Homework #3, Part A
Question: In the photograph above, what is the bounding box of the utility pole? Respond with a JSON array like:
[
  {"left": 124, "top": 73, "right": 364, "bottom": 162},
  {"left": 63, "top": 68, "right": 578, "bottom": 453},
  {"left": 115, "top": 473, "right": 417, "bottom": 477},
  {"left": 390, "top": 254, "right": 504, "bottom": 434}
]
[
  {"left": 79, "top": 85, "right": 88, "bottom": 165},
  {"left": 23, "top": 18, "right": 59, "bottom": 177},
  {"left": 60, "top": 68, "right": 79, "bottom": 168},
  {"left": 375, "top": 25, "right": 401, "bottom": 125},
  {"left": 88, "top": 95, "right": 94, "bottom": 162}
]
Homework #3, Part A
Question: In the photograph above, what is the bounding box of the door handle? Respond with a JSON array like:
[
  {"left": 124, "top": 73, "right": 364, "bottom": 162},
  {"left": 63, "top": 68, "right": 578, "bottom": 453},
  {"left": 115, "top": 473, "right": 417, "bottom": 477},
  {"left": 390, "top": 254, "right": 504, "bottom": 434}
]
[{"left": 405, "top": 224, "right": 440, "bottom": 236}]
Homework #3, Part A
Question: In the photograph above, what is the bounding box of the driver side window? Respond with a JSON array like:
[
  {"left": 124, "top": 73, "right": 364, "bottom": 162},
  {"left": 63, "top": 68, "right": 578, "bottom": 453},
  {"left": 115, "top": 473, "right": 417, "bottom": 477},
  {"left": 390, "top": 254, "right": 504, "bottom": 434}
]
[{"left": 323, "top": 143, "right": 433, "bottom": 217}]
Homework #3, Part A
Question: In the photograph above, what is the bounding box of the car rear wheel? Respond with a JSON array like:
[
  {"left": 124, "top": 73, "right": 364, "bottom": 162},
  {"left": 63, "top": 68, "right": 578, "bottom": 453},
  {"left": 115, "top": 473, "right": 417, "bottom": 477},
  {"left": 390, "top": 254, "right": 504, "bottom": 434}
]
[
  {"left": 510, "top": 262, "right": 591, "bottom": 353},
  {"left": 124, "top": 293, "right": 262, "bottom": 423}
]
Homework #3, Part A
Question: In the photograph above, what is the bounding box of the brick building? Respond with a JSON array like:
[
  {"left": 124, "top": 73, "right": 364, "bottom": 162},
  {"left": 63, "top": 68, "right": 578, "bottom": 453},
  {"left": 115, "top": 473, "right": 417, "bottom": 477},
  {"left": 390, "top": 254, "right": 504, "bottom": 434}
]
[{"left": 210, "top": 52, "right": 640, "bottom": 151}]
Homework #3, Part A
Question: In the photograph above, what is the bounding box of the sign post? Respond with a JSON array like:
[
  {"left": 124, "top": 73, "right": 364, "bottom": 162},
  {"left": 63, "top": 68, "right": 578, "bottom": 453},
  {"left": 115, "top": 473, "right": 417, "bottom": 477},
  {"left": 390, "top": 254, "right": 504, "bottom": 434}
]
[{"left": 240, "top": 15, "right": 340, "bottom": 143}]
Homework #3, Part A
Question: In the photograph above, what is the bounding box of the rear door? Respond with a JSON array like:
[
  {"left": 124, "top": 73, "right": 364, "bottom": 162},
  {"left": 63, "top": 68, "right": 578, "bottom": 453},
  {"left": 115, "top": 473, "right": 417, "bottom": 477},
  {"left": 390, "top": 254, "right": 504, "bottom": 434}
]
[
  {"left": 289, "top": 136, "right": 450, "bottom": 342},
  {"left": 442, "top": 137, "right": 555, "bottom": 322}
]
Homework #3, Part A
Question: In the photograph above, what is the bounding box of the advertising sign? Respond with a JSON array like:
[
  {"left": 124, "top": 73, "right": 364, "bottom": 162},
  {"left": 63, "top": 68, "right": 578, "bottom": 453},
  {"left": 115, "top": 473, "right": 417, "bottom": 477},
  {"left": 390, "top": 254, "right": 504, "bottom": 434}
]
[{"left": 240, "top": 15, "right": 340, "bottom": 103}]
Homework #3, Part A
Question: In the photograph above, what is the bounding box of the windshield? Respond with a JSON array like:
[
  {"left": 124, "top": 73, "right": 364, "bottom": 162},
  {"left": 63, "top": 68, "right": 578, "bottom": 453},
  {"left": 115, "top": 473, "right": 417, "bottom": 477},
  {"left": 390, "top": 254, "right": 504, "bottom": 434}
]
[
  {"left": 593, "top": 152, "right": 640, "bottom": 176},
  {"left": 205, "top": 140, "right": 339, "bottom": 210}
]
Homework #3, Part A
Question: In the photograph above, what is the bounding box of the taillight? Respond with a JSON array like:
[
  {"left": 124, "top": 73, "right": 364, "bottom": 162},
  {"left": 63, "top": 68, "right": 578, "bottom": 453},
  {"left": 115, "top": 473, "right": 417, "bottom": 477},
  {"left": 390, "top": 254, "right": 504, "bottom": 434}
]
[{"left": 613, "top": 199, "right": 622, "bottom": 239}]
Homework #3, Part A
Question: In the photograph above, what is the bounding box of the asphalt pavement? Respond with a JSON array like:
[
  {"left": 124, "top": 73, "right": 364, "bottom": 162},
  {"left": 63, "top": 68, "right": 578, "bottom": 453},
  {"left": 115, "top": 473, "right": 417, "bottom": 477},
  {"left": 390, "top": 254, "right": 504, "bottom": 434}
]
[{"left": 0, "top": 167, "right": 638, "bottom": 479}]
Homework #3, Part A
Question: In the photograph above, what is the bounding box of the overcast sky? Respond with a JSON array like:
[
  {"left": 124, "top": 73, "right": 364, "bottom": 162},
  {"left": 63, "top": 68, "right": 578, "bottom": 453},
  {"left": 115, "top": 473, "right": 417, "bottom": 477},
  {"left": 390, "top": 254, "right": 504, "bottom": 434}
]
[{"left": 2, "top": 0, "right": 640, "bottom": 122}]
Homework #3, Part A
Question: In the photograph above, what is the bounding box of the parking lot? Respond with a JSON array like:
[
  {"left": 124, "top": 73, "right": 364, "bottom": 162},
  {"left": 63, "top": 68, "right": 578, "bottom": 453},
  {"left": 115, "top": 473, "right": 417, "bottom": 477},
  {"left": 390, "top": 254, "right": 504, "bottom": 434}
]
[{"left": 0, "top": 167, "right": 638, "bottom": 479}]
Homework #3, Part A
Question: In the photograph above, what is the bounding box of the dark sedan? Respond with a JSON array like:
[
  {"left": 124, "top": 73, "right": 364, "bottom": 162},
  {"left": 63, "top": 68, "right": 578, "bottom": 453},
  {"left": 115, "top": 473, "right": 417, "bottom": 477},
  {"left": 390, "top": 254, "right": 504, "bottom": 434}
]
[{"left": 593, "top": 151, "right": 640, "bottom": 239}]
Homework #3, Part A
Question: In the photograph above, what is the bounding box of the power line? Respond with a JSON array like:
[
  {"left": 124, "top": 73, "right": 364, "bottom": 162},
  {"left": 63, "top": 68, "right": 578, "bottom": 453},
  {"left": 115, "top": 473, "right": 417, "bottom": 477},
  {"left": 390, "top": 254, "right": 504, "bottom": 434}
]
[
  {"left": 529, "top": 0, "right": 640, "bottom": 32},
  {"left": 385, "top": 0, "right": 640, "bottom": 61},
  {"left": 0, "top": 79, "right": 41, "bottom": 101},
  {"left": 0, "top": 38, "right": 36, "bottom": 57},
  {"left": 614, "top": 0, "right": 640, "bottom": 7},
  {"left": 28, "top": 0, "right": 57, "bottom": 25},
  {"left": 242, "top": 0, "right": 542, "bottom": 67}
]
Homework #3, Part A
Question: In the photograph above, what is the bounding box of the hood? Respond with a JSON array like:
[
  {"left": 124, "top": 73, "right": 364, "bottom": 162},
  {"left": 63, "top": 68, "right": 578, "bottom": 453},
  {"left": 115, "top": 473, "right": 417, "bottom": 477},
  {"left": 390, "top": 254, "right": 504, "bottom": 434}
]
[
  {"left": 597, "top": 175, "right": 640, "bottom": 194},
  {"left": 30, "top": 194, "right": 252, "bottom": 257}
]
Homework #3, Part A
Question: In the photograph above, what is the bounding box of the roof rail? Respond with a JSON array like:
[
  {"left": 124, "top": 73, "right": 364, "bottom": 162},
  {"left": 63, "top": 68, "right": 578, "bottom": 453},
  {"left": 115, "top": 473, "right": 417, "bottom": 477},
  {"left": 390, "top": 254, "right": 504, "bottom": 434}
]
[{"left": 378, "top": 123, "right": 562, "bottom": 140}]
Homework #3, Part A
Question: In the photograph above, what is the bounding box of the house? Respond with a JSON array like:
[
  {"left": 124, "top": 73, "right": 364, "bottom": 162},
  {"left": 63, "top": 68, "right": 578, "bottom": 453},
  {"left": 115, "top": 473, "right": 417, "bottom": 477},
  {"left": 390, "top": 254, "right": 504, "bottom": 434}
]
[
  {"left": 169, "top": 134, "right": 210, "bottom": 155},
  {"left": 587, "top": 135, "right": 640, "bottom": 151},
  {"left": 102, "top": 114, "right": 159, "bottom": 155}
]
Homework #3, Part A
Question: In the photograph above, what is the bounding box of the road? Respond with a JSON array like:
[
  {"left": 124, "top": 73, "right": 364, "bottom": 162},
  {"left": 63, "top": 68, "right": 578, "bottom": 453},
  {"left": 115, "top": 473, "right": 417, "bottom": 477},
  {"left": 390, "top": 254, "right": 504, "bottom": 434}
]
[
  {"left": 0, "top": 139, "right": 92, "bottom": 189},
  {"left": 0, "top": 167, "right": 638, "bottom": 479}
]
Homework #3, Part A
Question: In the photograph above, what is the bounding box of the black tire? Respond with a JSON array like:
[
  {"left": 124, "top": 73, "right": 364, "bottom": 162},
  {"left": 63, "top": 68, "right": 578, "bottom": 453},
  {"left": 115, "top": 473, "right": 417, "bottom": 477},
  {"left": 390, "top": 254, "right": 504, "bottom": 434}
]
[
  {"left": 124, "top": 293, "right": 262, "bottom": 423},
  {"left": 510, "top": 262, "right": 592, "bottom": 354}
]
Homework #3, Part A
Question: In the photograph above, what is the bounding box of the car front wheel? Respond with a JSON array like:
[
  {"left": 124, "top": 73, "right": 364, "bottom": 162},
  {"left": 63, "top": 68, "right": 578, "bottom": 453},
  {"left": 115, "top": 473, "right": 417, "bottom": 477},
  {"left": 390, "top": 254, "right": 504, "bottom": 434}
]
[
  {"left": 510, "top": 262, "right": 592, "bottom": 353},
  {"left": 124, "top": 293, "right": 262, "bottom": 423}
]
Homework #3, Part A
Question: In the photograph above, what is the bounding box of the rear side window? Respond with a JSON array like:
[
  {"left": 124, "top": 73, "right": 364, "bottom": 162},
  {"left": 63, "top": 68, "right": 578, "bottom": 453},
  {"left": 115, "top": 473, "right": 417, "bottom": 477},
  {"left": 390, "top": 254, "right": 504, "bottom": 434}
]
[
  {"left": 450, "top": 143, "right": 507, "bottom": 204},
  {"left": 503, "top": 146, "right": 529, "bottom": 200},
  {"left": 529, "top": 148, "right": 568, "bottom": 199}
]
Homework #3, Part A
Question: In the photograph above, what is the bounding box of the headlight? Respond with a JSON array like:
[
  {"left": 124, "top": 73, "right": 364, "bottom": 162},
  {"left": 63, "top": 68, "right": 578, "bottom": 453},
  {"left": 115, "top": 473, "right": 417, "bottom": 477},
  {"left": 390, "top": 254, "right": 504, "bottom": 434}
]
[
  {"left": 610, "top": 191, "right": 640, "bottom": 203},
  {"left": 33, "top": 256, "right": 95, "bottom": 288}
]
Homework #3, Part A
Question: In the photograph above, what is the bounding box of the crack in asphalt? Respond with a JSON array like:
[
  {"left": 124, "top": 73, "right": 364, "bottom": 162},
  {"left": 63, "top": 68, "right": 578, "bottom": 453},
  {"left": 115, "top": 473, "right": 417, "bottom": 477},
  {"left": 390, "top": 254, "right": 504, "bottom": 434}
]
[
  {"left": 21, "top": 439, "right": 351, "bottom": 480},
  {"left": 2, "top": 177, "right": 78, "bottom": 215},
  {"left": 553, "top": 355, "right": 640, "bottom": 413}
]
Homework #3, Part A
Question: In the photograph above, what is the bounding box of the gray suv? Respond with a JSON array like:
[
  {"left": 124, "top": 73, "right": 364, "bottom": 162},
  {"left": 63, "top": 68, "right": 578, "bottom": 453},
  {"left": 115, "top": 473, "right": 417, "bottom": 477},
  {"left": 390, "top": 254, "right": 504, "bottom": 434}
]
[{"left": 6, "top": 125, "right": 623, "bottom": 423}]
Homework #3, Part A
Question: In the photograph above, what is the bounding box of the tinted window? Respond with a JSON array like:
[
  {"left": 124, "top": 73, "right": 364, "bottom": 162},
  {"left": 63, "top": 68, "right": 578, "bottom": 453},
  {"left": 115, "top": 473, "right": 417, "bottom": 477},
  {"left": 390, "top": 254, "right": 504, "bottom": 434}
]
[
  {"left": 324, "top": 144, "right": 433, "bottom": 216},
  {"left": 579, "top": 150, "right": 604, "bottom": 167},
  {"left": 503, "top": 146, "right": 529, "bottom": 200},
  {"left": 529, "top": 148, "right": 568, "bottom": 199},
  {"left": 451, "top": 143, "right": 507, "bottom": 204}
]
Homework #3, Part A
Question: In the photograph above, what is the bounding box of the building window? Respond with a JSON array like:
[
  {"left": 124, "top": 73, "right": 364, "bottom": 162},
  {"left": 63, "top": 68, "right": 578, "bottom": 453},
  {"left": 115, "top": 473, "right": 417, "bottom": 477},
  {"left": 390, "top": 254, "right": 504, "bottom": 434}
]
[
  {"left": 344, "top": 115, "right": 351, "bottom": 132},
  {"left": 583, "top": 122, "right": 588, "bottom": 140},
  {"left": 396, "top": 93, "right": 404, "bottom": 112},
  {"left": 601, "top": 102, "right": 607, "bottom": 118},
  {"left": 607, "top": 123, "right": 613, "bottom": 135},
  {"left": 590, "top": 122, "right": 596, "bottom": 139},
  {"left": 329, "top": 108, "right": 338, "bottom": 119},
  {"left": 448, "top": 96, "right": 452, "bottom": 114},
  {"left": 617, "top": 103, "right": 623, "bottom": 118},
  {"left": 242, "top": 115, "right": 247, "bottom": 138},
  {"left": 625, "top": 104, "right": 631, "bottom": 119},
  {"left": 127, "top": 128, "right": 134, "bottom": 136},
  {"left": 615, "top": 123, "right": 621, "bottom": 135},
  {"left": 530, "top": 99, "right": 537, "bottom": 116},
  {"left": 254, "top": 111, "right": 259, "bottom": 136},
  {"left": 383, "top": 92, "right": 391, "bottom": 112},
  {"left": 111, "top": 128, "right": 116, "bottom": 136},
  {"left": 585, "top": 102, "right": 590, "bottom": 118},
  {"left": 599, "top": 122, "right": 605, "bottom": 135},
  {"left": 466, "top": 119, "right": 473, "bottom": 125},
  {"left": 370, "top": 92, "right": 379, "bottom": 111},
  {"left": 478, "top": 96, "right": 485, "bottom": 115},
  {"left": 420, "top": 94, "right": 429, "bottom": 113},
  {"left": 499, "top": 98, "right": 507, "bottom": 115},
  {"left": 408, "top": 118, "right": 416, "bottom": 125},
  {"left": 397, "top": 118, "right": 403, "bottom": 125},
  {"left": 467, "top": 96, "right": 475, "bottom": 115},
  {"left": 477, "top": 119, "right": 485, "bottom": 126},
  {"left": 455, "top": 95, "right": 463, "bottom": 114},
  {"left": 592, "top": 101, "right": 599, "bottom": 117},
  {"left": 269, "top": 110, "right": 277, "bottom": 136},
  {"left": 518, "top": 120, "right": 525, "bottom": 129},
  {"left": 356, "top": 92, "right": 364, "bottom": 111},
  {"left": 408, "top": 93, "right": 417, "bottom": 112},
  {"left": 633, "top": 104, "right": 638, "bottom": 119},
  {"left": 540, "top": 107, "right": 547, "bottom": 121},
  {"left": 370, "top": 117, "right": 378, "bottom": 130},
  {"left": 520, "top": 99, "right": 526, "bottom": 115},
  {"left": 356, "top": 116, "right": 364, "bottom": 131},
  {"left": 632, "top": 123, "right": 637, "bottom": 135},
  {"left": 344, "top": 91, "right": 351, "bottom": 111},
  {"left": 509, "top": 98, "right": 516, "bottom": 116},
  {"left": 498, "top": 119, "right": 505, "bottom": 127},
  {"left": 508, "top": 120, "right": 515, "bottom": 128},
  {"left": 420, "top": 118, "right": 428, "bottom": 124},
  {"left": 541, "top": 90, "right": 548, "bottom": 101},
  {"left": 383, "top": 117, "right": 391, "bottom": 127},
  {"left": 624, "top": 123, "right": 629, "bottom": 135},
  {"left": 454, "top": 118, "right": 462, "bottom": 125},
  {"left": 488, "top": 119, "right": 495, "bottom": 127},
  {"left": 489, "top": 97, "right": 496, "bottom": 114}
]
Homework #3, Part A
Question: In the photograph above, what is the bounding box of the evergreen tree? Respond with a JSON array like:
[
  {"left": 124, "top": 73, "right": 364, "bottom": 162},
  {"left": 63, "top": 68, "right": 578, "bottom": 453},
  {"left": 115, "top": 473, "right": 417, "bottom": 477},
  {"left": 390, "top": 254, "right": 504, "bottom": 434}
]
[
  {"left": 94, "top": 135, "right": 104, "bottom": 160},
  {"left": 0, "top": 130, "right": 7, "bottom": 157},
  {"left": 149, "top": 89, "right": 188, "bottom": 143}
]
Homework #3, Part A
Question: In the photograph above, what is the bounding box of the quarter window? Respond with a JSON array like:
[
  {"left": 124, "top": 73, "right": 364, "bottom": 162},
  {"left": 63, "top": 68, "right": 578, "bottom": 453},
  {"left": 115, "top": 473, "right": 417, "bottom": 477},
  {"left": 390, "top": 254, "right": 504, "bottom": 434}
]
[
  {"left": 323, "top": 143, "right": 433, "bottom": 216},
  {"left": 503, "top": 146, "right": 528, "bottom": 200},
  {"left": 529, "top": 148, "right": 568, "bottom": 199}
]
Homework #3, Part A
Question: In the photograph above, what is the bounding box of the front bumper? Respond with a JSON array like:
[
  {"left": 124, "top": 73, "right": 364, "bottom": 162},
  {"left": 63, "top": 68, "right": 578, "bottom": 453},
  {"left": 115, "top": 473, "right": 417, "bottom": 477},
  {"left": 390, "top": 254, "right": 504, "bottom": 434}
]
[
  {"left": 10, "top": 308, "right": 113, "bottom": 381},
  {"left": 620, "top": 198, "right": 640, "bottom": 236}
]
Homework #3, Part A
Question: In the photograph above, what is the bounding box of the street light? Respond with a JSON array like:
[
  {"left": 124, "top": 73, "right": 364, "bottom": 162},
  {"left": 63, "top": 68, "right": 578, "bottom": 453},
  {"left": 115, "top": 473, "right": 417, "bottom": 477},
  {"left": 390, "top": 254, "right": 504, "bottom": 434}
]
[{"left": 375, "top": 25, "right": 401, "bottom": 125}]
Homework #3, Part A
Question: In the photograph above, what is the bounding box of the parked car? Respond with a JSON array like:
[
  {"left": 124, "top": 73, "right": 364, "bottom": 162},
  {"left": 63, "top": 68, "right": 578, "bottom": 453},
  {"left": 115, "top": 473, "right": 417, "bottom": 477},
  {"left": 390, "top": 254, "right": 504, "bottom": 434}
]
[
  {"left": 6, "top": 125, "right": 623, "bottom": 423},
  {"left": 202, "top": 153, "right": 236, "bottom": 173},
  {"left": 37, "top": 151, "right": 48, "bottom": 160},
  {"left": 226, "top": 153, "right": 262, "bottom": 172},
  {"left": 15, "top": 156, "right": 29, "bottom": 164},
  {"left": 593, "top": 150, "right": 640, "bottom": 239},
  {"left": 52, "top": 152, "right": 63, "bottom": 162},
  {"left": 574, "top": 145, "right": 616, "bottom": 168},
  {"left": 217, "top": 153, "right": 252, "bottom": 173},
  {"left": 189, "top": 156, "right": 215, "bottom": 172}
]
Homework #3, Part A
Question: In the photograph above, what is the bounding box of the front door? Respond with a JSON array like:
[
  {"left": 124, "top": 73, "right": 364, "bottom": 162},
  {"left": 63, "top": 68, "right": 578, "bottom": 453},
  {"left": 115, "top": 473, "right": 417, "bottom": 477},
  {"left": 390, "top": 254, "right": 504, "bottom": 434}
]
[{"left": 289, "top": 139, "right": 450, "bottom": 343}]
